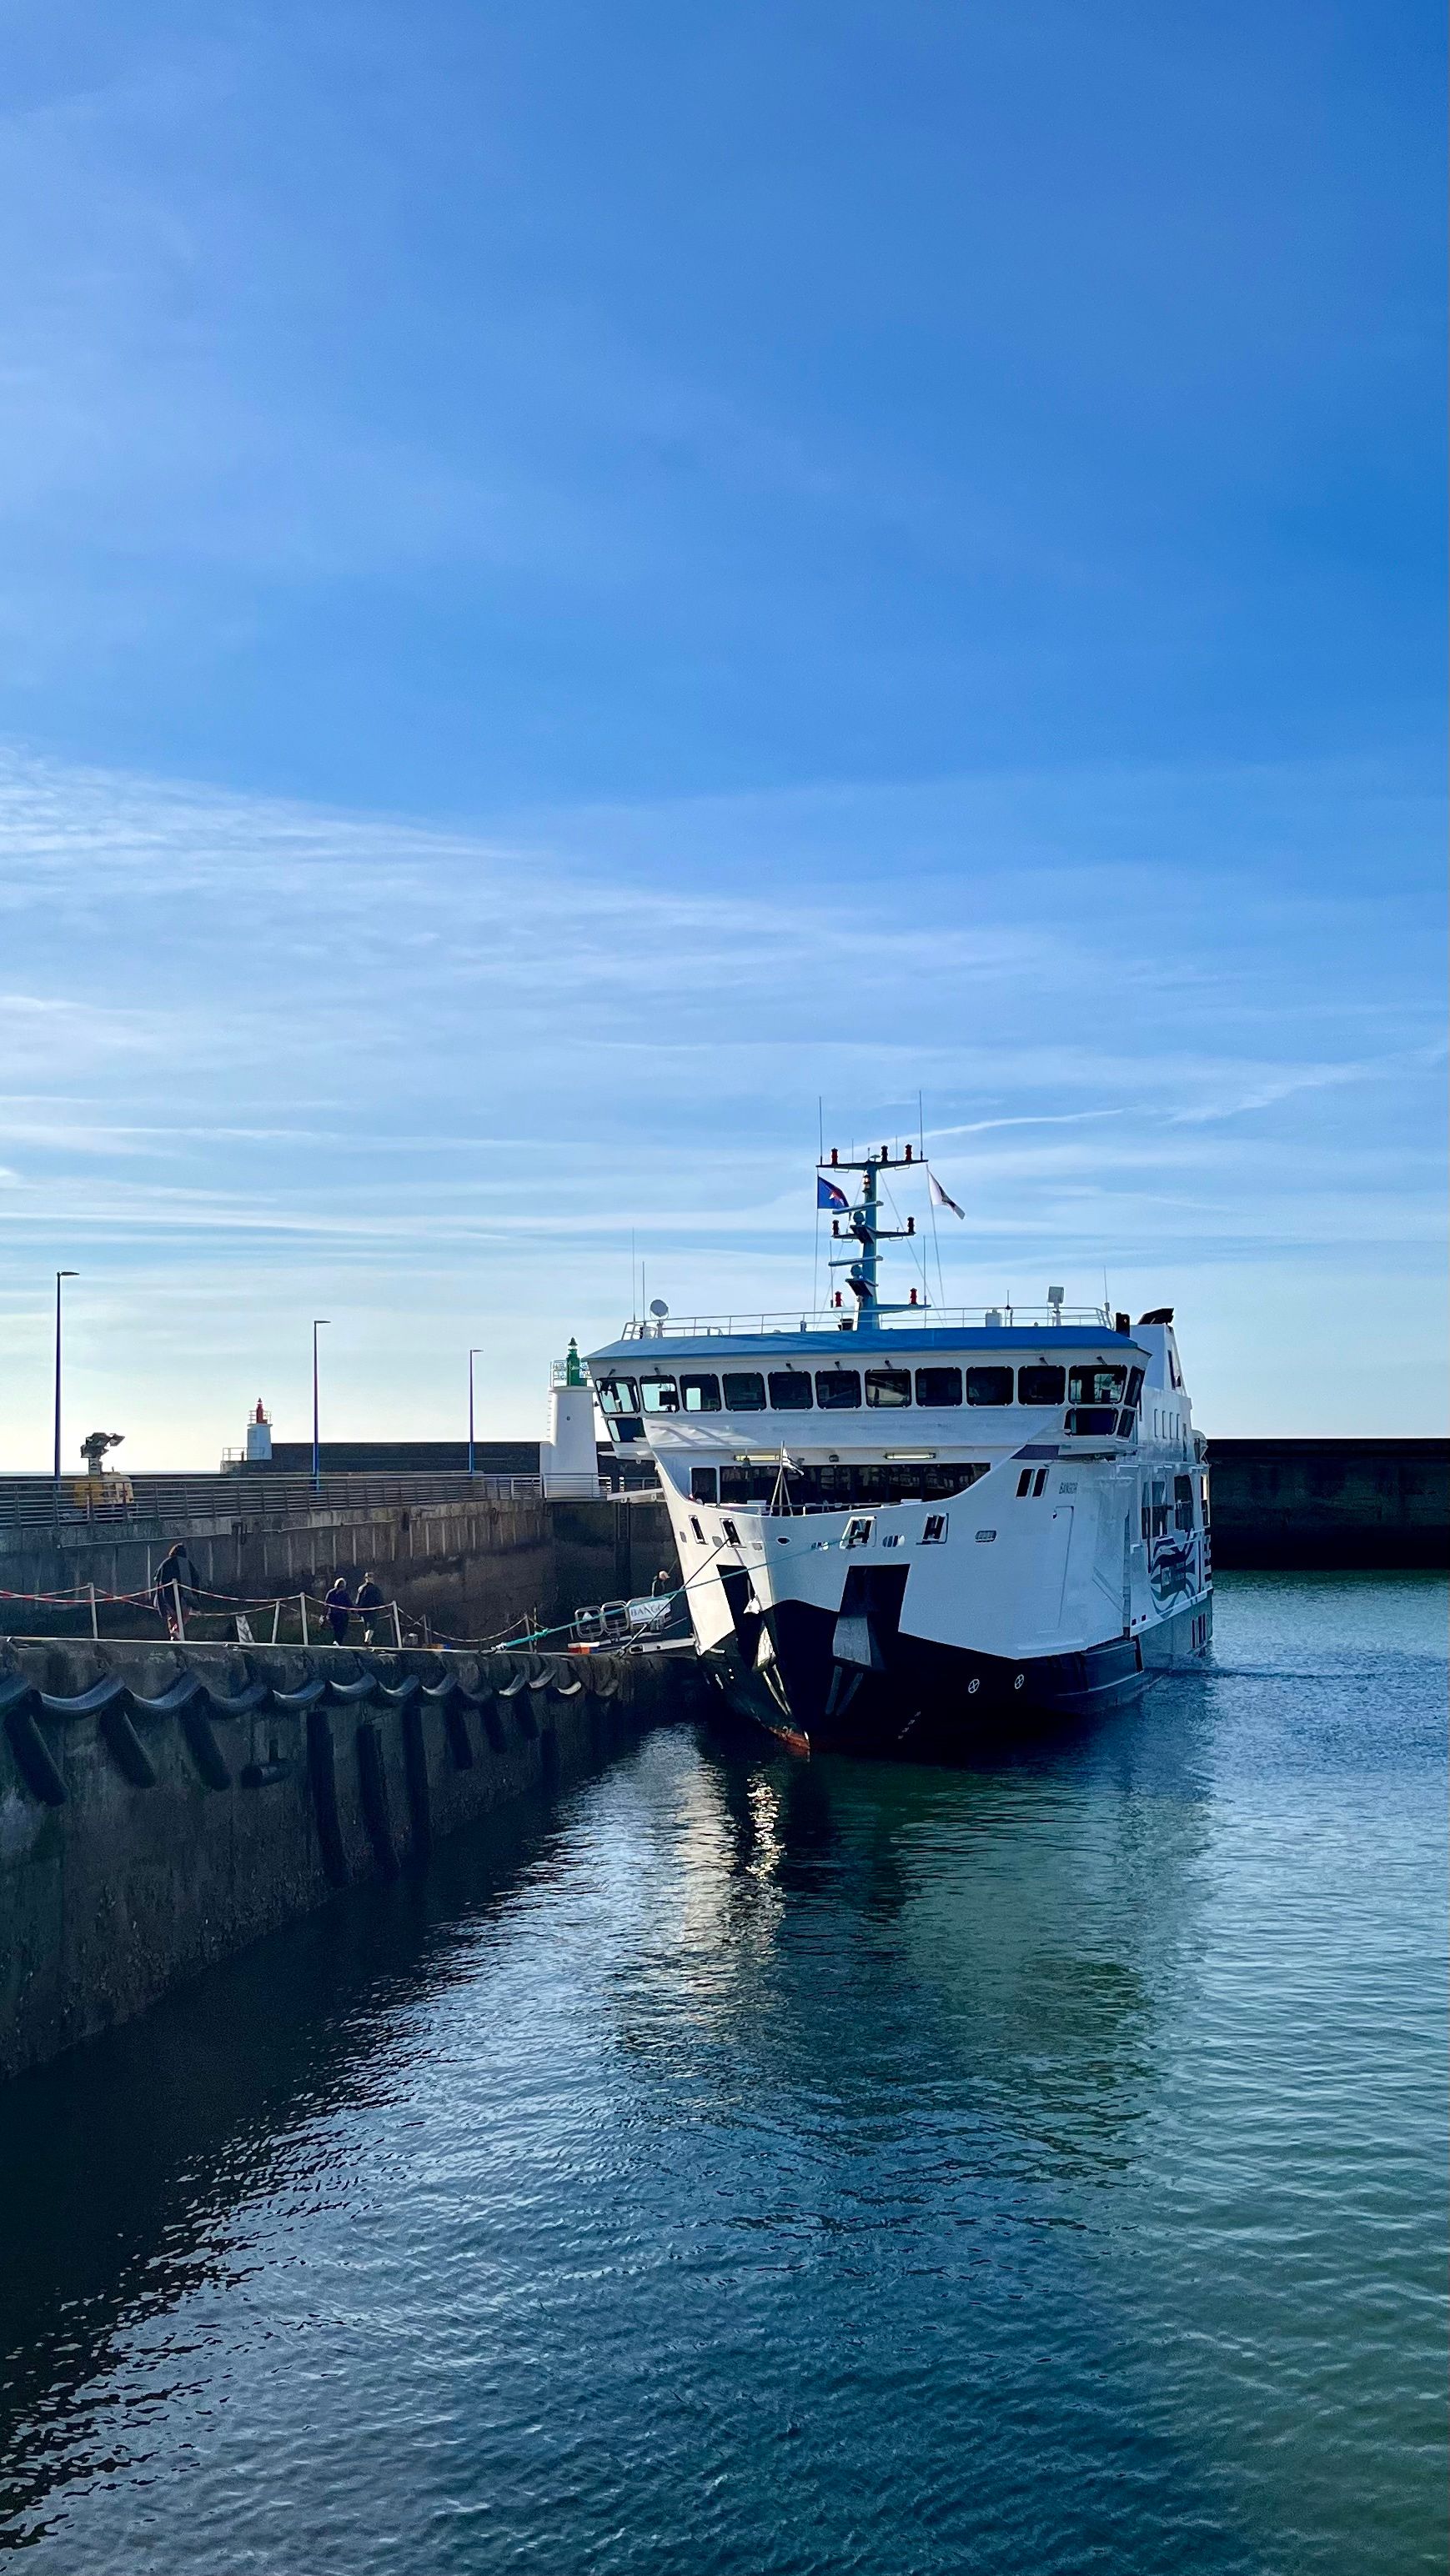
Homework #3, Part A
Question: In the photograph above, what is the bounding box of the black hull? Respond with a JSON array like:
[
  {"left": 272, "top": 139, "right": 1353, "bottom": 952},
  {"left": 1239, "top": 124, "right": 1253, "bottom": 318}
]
[{"left": 708, "top": 1595, "right": 1209, "bottom": 1760}]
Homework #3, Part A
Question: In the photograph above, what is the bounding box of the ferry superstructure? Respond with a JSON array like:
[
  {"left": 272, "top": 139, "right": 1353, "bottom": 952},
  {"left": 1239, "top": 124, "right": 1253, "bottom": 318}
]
[{"left": 585, "top": 1145, "right": 1212, "bottom": 1753}]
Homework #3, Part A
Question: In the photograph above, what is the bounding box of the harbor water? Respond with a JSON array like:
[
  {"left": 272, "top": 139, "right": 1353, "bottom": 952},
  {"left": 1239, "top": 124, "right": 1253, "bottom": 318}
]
[{"left": 1, "top": 1572, "right": 1444, "bottom": 2573}]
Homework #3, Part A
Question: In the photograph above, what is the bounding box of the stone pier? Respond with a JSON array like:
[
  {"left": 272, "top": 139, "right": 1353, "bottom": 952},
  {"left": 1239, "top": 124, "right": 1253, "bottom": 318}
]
[{"left": 0, "top": 1635, "right": 699, "bottom": 2083}]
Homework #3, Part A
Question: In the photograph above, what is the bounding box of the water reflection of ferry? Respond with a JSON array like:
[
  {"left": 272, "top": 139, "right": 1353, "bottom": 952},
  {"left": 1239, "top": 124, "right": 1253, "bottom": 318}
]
[{"left": 587, "top": 1141, "right": 1212, "bottom": 1757}]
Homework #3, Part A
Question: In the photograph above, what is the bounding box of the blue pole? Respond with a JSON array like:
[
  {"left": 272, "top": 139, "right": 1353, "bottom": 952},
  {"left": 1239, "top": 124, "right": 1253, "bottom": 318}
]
[
  {"left": 468, "top": 1348, "right": 480, "bottom": 1476},
  {"left": 312, "top": 1319, "right": 329, "bottom": 1491},
  {"left": 53, "top": 1270, "right": 78, "bottom": 1496}
]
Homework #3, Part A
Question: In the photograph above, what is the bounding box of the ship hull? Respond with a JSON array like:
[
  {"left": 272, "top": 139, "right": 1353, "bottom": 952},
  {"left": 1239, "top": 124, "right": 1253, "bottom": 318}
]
[{"left": 705, "top": 1596, "right": 1210, "bottom": 1760}]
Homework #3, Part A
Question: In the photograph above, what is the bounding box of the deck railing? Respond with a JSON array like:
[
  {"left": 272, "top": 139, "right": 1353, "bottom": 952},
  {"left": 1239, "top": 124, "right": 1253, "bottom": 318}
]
[{"left": 615, "top": 1304, "right": 1116, "bottom": 1341}]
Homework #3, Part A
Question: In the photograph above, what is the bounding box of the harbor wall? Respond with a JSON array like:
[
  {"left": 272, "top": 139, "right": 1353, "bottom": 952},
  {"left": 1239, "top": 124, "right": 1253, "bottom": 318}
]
[
  {"left": 0, "top": 1636, "right": 694, "bottom": 2084},
  {"left": 1206, "top": 1440, "right": 1447, "bottom": 1570},
  {"left": 0, "top": 1494, "right": 674, "bottom": 1641}
]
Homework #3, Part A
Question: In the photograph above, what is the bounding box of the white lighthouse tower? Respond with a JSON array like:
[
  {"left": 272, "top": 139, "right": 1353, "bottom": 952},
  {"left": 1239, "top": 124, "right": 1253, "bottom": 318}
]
[
  {"left": 245, "top": 1400, "right": 273, "bottom": 1465},
  {"left": 539, "top": 1341, "right": 600, "bottom": 1498}
]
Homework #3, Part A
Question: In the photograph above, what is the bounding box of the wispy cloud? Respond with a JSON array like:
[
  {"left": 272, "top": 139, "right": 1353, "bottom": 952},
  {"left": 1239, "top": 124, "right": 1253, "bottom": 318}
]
[{"left": 0, "top": 744, "right": 1442, "bottom": 1461}]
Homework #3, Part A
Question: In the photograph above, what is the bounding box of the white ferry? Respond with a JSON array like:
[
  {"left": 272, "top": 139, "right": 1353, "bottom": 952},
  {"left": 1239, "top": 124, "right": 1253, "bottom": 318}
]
[{"left": 585, "top": 1144, "right": 1212, "bottom": 1754}]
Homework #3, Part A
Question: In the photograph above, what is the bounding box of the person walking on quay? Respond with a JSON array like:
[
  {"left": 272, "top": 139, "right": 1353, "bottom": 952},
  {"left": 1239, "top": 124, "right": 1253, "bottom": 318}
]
[
  {"left": 355, "top": 1571, "right": 384, "bottom": 1645},
  {"left": 153, "top": 1541, "right": 195, "bottom": 1638},
  {"left": 324, "top": 1574, "right": 352, "bottom": 1645}
]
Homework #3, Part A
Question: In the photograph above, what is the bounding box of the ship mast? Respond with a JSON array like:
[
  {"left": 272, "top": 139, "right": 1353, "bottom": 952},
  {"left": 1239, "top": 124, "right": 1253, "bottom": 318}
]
[{"left": 819, "top": 1144, "right": 924, "bottom": 1327}]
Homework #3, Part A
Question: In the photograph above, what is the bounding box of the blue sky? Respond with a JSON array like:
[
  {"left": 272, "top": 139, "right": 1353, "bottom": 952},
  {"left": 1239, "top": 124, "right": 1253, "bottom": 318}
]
[{"left": 1, "top": 0, "right": 1443, "bottom": 1463}]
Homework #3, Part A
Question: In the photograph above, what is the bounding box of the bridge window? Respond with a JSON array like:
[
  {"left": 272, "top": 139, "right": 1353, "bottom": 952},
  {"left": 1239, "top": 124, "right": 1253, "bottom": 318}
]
[
  {"left": 815, "top": 1369, "right": 861, "bottom": 1410},
  {"left": 1142, "top": 1478, "right": 1169, "bottom": 1541},
  {"left": 722, "top": 1371, "right": 766, "bottom": 1411},
  {"left": 1174, "top": 1474, "right": 1195, "bottom": 1532},
  {"left": 768, "top": 1370, "right": 814, "bottom": 1410},
  {"left": 598, "top": 1377, "right": 640, "bottom": 1416},
  {"left": 720, "top": 1465, "right": 779, "bottom": 1504},
  {"left": 680, "top": 1373, "right": 720, "bottom": 1413},
  {"left": 964, "top": 1367, "right": 1013, "bottom": 1406},
  {"left": 1126, "top": 1367, "right": 1144, "bottom": 1406},
  {"left": 915, "top": 1366, "right": 962, "bottom": 1406},
  {"left": 1066, "top": 1407, "right": 1118, "bottom": 1435},
  {"left": 1199, "top": 1474, "right": 1211, "bottom": 1527},
  {"left": 865, "top": 1367, "right": 911, "bottom": 1409},
  {"left": 1068, "top": 1364, "right": 1127, "bottom": 1405},
  {"left": 640, "top": 1376, "right": 680, "bottom": 1414},
  {"left": 1018, "top": 1365, "right": 1065, "bottom": 1406},
  {"left": 690, "top": 1467, "right": 718, "bottom": 1503}
]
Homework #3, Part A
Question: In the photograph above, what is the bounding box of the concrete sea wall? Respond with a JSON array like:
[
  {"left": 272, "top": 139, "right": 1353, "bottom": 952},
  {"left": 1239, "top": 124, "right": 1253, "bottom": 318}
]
[
  {"left": 0, "top": 1636, "right": 691, "bottom": 2082},
  {"left": 1207, "top": 1439, "right": 1447, "bottom": 1570}
]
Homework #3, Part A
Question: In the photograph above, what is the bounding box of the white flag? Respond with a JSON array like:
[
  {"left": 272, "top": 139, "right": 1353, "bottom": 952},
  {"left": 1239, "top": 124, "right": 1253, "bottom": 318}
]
[{"left": 929, "top": 1170, "right": 965, "bottom": 1220}]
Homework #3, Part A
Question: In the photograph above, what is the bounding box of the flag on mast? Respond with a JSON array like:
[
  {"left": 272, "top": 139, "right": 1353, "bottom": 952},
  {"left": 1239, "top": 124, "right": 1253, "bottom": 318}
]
[
  {"left": 928, "top": 1170, "right": 965, "bottom": 1220},
  {"left": 817, "top": 1174, "right": 850, "bottom": 1212}
]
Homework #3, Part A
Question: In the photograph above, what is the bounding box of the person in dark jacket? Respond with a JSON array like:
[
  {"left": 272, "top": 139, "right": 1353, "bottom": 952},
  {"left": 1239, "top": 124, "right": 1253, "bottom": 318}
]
[
  {"left": 153, "top": 1542, "right": 195, "bottom": 1636},
  {"left": 324, "top": 1575, "right": 352, "bottom": 1645},
  {"left": 355, "top": 1572, "right": 384, "bottom": 1646}
]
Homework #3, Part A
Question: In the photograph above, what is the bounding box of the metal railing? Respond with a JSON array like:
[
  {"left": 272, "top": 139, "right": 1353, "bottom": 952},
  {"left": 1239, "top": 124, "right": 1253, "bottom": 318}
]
[
  {"left": 615, "top": 1304, "right": 1116, "bottom": 1341},
  {"left": 0, "top": 1470, "right": 546, "bottom": 1533}
]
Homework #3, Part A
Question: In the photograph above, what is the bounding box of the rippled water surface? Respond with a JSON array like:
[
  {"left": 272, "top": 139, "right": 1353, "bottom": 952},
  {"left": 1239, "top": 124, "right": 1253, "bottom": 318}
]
[{"left": 1, "top": 1573, "right": 1444, "bottom": 2573}]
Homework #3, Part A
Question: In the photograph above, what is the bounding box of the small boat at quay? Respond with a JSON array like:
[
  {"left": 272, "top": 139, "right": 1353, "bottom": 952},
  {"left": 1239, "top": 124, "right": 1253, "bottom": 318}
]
[{"left": 585, "top": 1141, "right": 1212, "bottom": 1756}]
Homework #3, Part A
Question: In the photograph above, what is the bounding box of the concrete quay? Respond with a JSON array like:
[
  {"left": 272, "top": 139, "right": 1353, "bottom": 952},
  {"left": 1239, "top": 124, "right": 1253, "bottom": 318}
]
[{"left": 0, "top": 1634, "right": 700, "bottom": 2083}]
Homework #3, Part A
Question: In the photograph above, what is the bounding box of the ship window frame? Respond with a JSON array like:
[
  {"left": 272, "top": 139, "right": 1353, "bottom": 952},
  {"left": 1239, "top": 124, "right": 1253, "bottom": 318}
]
[
  {"left": 690, "top": 1466, "right": 718, "bottom": 1503},
  {"left": 597, "top": 1376, "right": 641, "bottom": 1416},
  {"left": 1067, "top": 1363, "right": 1128, "bottom": 1406},
  {"left": 843, "top": 1516, "right": 874, "bottom": 1548},
  {"left": 679, "top": 1372, "right": 721, "bottom": 1414},
  {"left": 639, "top": 1375, "right": 680, "bottom": 1415},
  {"left": 864, "top": 1366, "right": 912, "bottom": 1410},
  {"left": 922, "top": 1513, "right": 948, "bottom": 1543},
  {"left": 768, "top": 1369, "right": 814, "bottom": 1411},
  {"left": 815, "top": 1368, "right": 862, "bottom": 1411},
  {"left": 1017, "top": 1364, "right": 1066, "bottom": 1406},
  {"left": 1174, "top": 1473, "right": 1195, "bottom": 1532},
  {"left": 721, "top": 1371, "right": 766, "bottom": 1412},
  {"left": 1016, "top": 1469, "right": 1033, "bottom": 1497},
  {"left": 963, "top": 1366, "right": 1014, "bottom": 1407},
  {"left": 914, "top": 1366, "right": 962, "bottom": 1408}
]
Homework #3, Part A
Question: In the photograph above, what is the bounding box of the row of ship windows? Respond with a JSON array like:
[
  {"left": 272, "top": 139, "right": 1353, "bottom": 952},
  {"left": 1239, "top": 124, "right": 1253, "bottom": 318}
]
[
  {"left": 687, "top": 1463, "right": 1211, "bottom": 1528},
  {"left": 690, "top": 1461, "right": 988, "bottom": 1507},
  {"left": 600, "top": 1362, "right": 1142, "bottom": 1417}
]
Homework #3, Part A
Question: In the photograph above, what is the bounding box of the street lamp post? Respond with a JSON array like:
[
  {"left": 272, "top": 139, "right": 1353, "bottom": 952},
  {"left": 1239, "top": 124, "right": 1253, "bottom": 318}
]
[
  {"left": 468, "top": 1348, "right": 481, "bottom": 1478},
  {"left": 53, "top": 1270, "right": 78, "bottom": 1494},
  {"left": 311, "top": 1319, "right": 331, "bottom": 1491}
]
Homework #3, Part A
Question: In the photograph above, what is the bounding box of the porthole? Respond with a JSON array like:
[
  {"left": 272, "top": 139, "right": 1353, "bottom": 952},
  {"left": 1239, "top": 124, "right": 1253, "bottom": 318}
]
[{"left": 1013, "top": 1672, "right": 1025, "bottom": 1690}]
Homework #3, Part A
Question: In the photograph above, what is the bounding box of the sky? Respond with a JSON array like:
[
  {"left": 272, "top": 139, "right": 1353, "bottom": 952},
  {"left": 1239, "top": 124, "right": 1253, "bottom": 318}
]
[{"left": 1, "top": 0, "right": 1443, "bottom": 1465}]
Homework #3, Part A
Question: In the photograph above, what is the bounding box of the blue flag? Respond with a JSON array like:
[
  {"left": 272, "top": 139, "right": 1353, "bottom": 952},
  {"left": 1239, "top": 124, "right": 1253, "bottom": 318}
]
[{"left": 817, "top": 1175, "right": 850, "bottom": 1212}]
